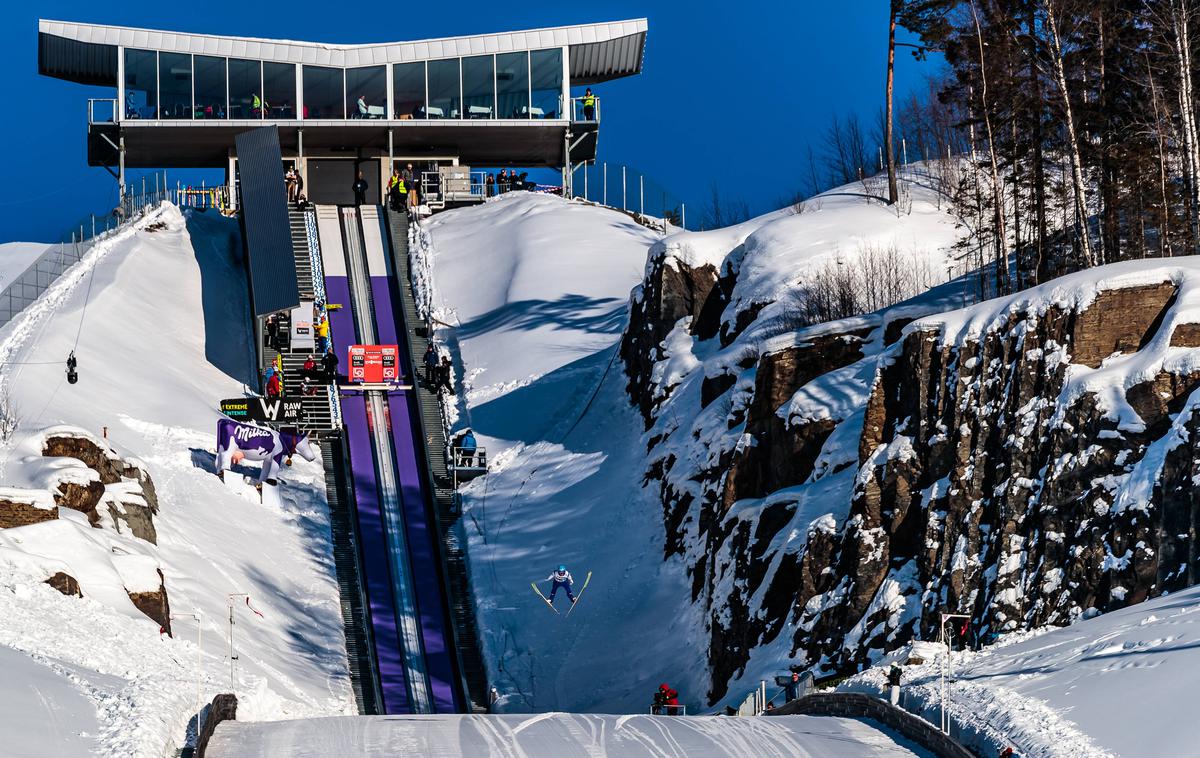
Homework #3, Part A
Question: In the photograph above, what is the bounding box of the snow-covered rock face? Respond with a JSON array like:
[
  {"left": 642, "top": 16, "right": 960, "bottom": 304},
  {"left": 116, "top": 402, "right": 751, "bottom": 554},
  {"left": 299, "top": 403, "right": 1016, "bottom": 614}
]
[
  {"left": 623, "top": 182, "right": 1200, "bottom": 705},
  {"left": 622, "top": 181, "right": 965, "bottom": 703}
]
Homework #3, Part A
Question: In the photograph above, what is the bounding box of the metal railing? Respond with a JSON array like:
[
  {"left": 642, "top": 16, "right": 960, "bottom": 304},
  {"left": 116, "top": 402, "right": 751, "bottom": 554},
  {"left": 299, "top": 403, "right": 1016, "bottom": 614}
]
[
  {"left": 419, "top": 170, "right": 488, "bottom": 208},
  {"left": 448, "top": 445, "right": 487, "bottom": 469},
  {"left": 88, "top": 98, "right": 117, "bottom": 125},
  {"left": 176, "top": 186, "right": 231, "bottom": 213},
  {"left": 571, "top": 96, "right": 601, "bottom": 123},
  {"left": 303, "top": 208, "right": 341, "bottom": 431},
  {"left": 648, "top": 704, "right": 688, "bottom": 716},
  {"left": 569, "top": 162, "right": 691, "bottom": 232},
  {"left": 731, "top": 673, "right": 812, "bottom": 716},
  {"left": 0, "top": 185, "right": 171, "bottom": 332}
]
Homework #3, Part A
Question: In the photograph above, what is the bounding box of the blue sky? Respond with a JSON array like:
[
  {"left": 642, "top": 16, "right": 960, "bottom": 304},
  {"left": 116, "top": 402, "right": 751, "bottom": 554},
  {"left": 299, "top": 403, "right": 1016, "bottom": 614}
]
[{"left": 1, "top": 2, "right": 938, "bottom": 242}]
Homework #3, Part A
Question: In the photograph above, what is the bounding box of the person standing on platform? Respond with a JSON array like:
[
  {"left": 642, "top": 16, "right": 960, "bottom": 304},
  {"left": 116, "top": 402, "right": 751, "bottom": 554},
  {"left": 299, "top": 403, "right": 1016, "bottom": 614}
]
[
  {"left": 887, "top": 664, "right": 903, "bottom": 706},
  {"left": 582, "top": 88, "right": 596, "bottom": 120},
  {"left": 265, "top": 313, "right": 280, "bottom": 350},
  {"left": 315, "top": 316, "right": 330, "bottom": 355},
  {"left": 352, "top": 171, "right": 368, "bottom": 206},
  {"left": 403, "top": 163, "right": 419, "bottom": 209},
  {"left": 423, "top": 343, "right": 438, "bottom": 386},
  {"left": 458, "top": 428, "right": 478, "bottom": 467},
  {"left": 388, "top": 168, "right": 403, "bottom": 211},
  {"left": 321, "top": 349, "right": 339, "bottom": 383},
  {"left": 486, "top": 173, "right": 495, "bottom": 197}
]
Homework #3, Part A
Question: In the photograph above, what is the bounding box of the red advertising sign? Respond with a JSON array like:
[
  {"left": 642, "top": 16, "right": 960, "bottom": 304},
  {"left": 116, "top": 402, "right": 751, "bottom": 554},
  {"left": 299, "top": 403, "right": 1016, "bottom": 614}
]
[{"left": 348, "top": 345, "right": 400, "bottom": 383}]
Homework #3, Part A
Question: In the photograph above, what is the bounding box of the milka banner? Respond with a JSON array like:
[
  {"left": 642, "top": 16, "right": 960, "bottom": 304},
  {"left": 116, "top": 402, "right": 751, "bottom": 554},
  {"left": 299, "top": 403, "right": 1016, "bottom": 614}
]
[{"left": 215, "top": 418, "right": 316, "bottom": 485}]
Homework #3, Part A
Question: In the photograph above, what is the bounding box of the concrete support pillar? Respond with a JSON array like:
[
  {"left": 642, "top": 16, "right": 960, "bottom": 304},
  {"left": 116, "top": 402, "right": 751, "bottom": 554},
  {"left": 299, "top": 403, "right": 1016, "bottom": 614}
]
[
  {"left": 118, "top": 135, "right": 126, "bottom": 200},
  {"left": 563, "top": 129, "right": 572, "bottom": 198},
  {"left": 297, "top": 129, "right": 305, "bottom": 194}
]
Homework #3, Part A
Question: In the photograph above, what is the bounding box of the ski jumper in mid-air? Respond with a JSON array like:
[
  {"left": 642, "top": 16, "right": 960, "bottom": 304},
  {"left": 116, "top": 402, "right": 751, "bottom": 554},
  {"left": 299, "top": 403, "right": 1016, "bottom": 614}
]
[{"left": 541, "top": 565, "right": 576, "bottom": 605}]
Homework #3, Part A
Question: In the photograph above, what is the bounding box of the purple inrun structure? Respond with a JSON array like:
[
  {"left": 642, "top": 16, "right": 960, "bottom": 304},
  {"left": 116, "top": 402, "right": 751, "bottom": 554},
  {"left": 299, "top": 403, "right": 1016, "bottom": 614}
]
[
  {"left": 326, "top": 273, "right": 410, "bottom": 712},
  {"left": 323, "top": 221, "right": 462, "bottom": 713}
]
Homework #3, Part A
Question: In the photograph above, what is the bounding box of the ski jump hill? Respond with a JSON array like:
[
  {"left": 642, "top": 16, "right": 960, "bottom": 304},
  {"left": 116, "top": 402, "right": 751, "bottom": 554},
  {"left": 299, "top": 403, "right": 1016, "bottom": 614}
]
[
  {"left": 5, "top": 185, "right": 1199, "bottom": 755},
  {"left": 0, "top": 195, "right": 935, "bottom": 756}
]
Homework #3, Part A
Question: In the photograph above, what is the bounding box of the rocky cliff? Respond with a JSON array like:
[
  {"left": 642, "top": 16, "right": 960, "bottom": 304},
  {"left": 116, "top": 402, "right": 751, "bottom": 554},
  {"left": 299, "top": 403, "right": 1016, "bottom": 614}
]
[
  {"left": 0, "top": 428, "right": 169, "bottom": 630},
  {"left": 624, "top": 234, "right": 1200, "bottom": 704}
]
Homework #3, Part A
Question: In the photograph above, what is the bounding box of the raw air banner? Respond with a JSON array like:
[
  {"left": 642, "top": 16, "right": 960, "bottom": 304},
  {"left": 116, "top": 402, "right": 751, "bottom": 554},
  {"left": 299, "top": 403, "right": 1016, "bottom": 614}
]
[
  {"left": 220, "top": 397, "right": 305, "bottom": 424},
  {"left": 349, "top": 345, "right": 399, "bottom": 383}
]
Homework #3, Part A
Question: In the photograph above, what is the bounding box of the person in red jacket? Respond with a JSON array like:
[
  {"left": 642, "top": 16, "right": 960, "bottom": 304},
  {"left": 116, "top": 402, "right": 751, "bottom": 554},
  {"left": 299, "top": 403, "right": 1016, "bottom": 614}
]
[
  {"left": 266, "top": 372, "right": 282, "bottom": 398},
  {"left": 653, "top": 683, "right": 680, "bottom": 715},
  {"left": 301, "top": 355, "right": 318, "bottom": 380}
]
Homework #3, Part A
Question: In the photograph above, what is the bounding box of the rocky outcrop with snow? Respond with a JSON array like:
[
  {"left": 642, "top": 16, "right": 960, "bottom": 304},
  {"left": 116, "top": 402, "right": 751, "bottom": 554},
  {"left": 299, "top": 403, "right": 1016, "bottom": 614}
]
[
  {"left": 622, "top": 183, "right": 967, "bottom": 702},
  {"left": 621, "top": 181, "right": 1200, "bottom": 705}
]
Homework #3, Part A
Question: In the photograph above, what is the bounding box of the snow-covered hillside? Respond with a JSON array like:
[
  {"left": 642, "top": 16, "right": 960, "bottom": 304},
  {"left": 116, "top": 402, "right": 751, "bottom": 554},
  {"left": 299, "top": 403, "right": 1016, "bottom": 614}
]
[
  {"left": 846, "top": 581, "right": 1200, "bottom": 758},
  {"left": 0, "top": 206, "right": 352, "bottom": 757}
]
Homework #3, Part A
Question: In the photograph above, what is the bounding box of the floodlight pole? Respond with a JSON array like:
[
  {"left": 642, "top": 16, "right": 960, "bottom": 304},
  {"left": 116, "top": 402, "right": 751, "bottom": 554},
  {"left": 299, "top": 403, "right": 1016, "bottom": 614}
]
[
  {"left": 938, "top": 613, "right": 970, "bottom": 735},
  {"left": 226, "top": 593, "right": 251, "bottom": 690}
]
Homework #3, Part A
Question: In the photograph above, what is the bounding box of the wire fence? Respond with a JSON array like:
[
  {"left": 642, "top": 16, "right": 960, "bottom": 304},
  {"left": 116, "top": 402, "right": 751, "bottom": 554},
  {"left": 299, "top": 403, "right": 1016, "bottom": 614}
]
[
  {"left": 0, "top": 182, "right": 173, "bottom": 332},
  {"left": 568, "top": 162, "right": 692, "bottom": 231}
]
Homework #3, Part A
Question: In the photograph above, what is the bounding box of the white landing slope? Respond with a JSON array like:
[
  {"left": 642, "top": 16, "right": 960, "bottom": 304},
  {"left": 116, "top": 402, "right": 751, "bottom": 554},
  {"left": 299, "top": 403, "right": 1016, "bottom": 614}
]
[
  {"left": 0, "top": 206, "right": 352, "bottom": 757},
  {"left": 207, "top": 712, "right": 934, "bottom": 757},
  {"left": 417, "top": 193, "right": 695, "bottom": 713}
]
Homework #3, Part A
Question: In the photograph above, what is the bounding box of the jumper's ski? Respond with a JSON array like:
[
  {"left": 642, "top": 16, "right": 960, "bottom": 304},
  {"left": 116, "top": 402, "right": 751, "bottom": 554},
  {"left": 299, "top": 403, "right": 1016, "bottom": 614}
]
[
  {"left": 531, "top": 582, "right": 559, "bottom": 615},
  {"left": 565, "top": 571, "right": 593, "bottom": 617}
]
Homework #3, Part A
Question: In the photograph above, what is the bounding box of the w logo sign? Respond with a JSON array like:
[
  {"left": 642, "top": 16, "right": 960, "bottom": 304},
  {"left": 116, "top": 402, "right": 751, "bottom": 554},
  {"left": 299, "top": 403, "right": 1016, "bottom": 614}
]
[{"left": 259, "top": 399, "right": 282, "bottom": 421}]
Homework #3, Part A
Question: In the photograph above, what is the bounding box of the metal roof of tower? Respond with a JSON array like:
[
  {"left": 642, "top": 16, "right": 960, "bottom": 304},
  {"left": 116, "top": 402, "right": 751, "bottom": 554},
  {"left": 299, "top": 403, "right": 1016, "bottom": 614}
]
[{"left": 38, "top": 18, "right": 647, "bottom": 85}]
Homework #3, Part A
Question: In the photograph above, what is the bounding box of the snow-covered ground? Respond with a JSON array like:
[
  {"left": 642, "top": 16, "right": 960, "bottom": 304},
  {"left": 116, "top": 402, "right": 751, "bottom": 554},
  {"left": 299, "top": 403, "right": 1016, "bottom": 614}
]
[
  {"left": 206, "top": 712, "right": 934, "bottom": 757},
  {"left": 0, "top": 206, "right": 352, "bottom": 756},
  {"left": 844, "top": 582, "right": 1200, "bottom": 757}
]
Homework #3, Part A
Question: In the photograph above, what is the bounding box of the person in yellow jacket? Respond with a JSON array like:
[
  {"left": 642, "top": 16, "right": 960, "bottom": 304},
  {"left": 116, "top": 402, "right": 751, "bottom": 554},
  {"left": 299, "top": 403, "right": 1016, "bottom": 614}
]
[
  {"left": 387, "top": 168, "right": 406, "bottom": 211},
  {"left": 582, "top": 88, "right": 596, "bottom": 121},
  {"left": 315, "top": 317, "right": 330, "bottom": 354}
]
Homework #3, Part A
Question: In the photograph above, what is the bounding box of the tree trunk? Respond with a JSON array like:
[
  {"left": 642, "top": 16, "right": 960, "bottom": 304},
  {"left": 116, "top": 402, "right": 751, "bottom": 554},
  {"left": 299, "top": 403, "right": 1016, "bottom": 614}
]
[
  {"left": 1146, "top": 56, "right": 1172, "bottom": 257},
  {"left": 1173, "top": 0, "right": 1200, "bottom": 252},
  {"left": 1027, "top": 1, "right": 1049, "bottom": 284},
  {"left": 886, "top": 3, "right": 899, "bottom": 205},
  {"left": 1044, "top": 0, "right": 1095, "bottom": 268},
  {"left": 972, "top": 2, "right": 1008, "bottom": 294},
  {"left": 1098, "top": 8, "right": 1118, "bottom": 264}
]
